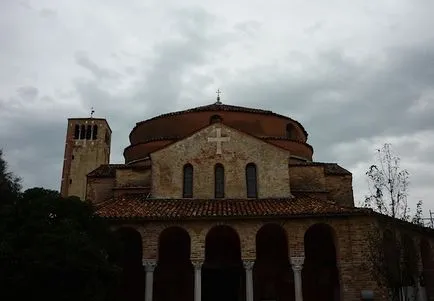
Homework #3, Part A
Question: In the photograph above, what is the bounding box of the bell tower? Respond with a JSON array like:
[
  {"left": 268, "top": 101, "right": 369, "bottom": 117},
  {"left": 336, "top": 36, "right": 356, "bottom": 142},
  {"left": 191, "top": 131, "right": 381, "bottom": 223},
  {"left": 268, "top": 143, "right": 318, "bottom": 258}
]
[{"left": 60, "top": 117, "right": 111, "bottom": 200}]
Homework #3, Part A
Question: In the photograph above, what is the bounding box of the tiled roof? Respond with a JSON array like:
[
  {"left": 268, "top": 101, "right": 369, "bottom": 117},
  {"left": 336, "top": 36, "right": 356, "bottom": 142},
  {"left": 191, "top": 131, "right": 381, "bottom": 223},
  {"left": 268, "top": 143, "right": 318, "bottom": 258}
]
[
  {"left": 87, "top": 163, "right": 151, "bottom": 178},
  {"left": 96, "top": 196, "right": 368, "bottom": 220},
  {"left": 87, "top": 164, "right": 125, "bottom": 177},
  {"left": 289, "top": 162, "right": 351, "bottom": 176}
]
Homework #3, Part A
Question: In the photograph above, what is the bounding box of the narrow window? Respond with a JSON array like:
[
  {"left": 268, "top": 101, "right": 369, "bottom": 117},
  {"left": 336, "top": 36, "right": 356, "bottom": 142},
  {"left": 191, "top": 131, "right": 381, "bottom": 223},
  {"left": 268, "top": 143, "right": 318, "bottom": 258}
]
[
  {"left": 286, "top": 123, "right": 295, "bottom": 139},
  {"left": 214, "top": 163, "right": 225, "bottom": 198},
  {"left": 92, "top": 125, "right": 98, "bottom": 140},
  {"left": 246, "top": 163, "right": 258, "bottom": 198},
  {"left": 183, "top": 164, "right": 193, "bottom": 198},
  {"left": 69, "top": 179, "right": 72, "bottom": 184},
  {"left": 86, "top": 125, "right": 92, "bottom": 140},
  {"left": 80, "top": 125, "right": 86, "bottom": 139},
  {"left": 74, "top": 125, "right": 80, "bottom": 139}
]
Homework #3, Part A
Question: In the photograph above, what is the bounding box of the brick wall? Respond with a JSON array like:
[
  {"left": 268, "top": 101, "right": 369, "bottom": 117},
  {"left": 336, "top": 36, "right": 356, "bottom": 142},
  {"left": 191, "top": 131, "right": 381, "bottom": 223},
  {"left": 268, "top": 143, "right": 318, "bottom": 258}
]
[
  {"left": 325, "top": 175, "right": 355, "bottom": 207},
  {"left": 115, "top": 168, "right": 151, "bottom": 187},
  {"left": 150, "top": 123, "right": 291, "bottom": 199},
  {"left": 113, "top": 215, "right": 400, "bottom": 300},
  {"left": 86, "top": 177, "right": 115, "bottom": 203},
  {"left": 289, "top": 165, "right": 326, "bottom": 192}
]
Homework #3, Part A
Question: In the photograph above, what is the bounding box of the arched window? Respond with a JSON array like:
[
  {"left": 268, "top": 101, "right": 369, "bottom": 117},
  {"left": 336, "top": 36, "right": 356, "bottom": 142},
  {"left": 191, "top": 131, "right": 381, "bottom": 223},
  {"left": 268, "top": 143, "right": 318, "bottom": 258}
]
[
  {"left": 74, "top": 125, "right": 80, "bottom": 139},
  {"left": 210, "top": 114, "right": 222, "bottom": 124},
  {"left": 92, "top": 125, "right": 98, "bottom": 140},
  {"left": 86, "top": 125, "right": 92, "bottom": 140},
  {"left": 286, "top": 123, "right": 295, "bottom": 139},
  {"left": 80, "top": 125, "right": 86, "bottom": 139},
  {"left": 214, "top": 164, "right": 225, "bottom": 198},
  {"left": 246, "top": 163, "right": 257, "bottom": 198},
  {"left": 183, "top": 164, "right": 193, "bottom": 198}
]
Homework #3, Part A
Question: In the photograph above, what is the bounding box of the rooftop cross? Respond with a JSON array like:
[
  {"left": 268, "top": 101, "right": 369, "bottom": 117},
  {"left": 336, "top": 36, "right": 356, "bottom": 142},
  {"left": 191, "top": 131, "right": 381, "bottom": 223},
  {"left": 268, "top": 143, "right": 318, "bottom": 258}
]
[
  {"left": 215, "top": 89, "right": 222, "bottom": 105},
  {"left": 90, "top": 107, "right": 95, "bottom": 118}
]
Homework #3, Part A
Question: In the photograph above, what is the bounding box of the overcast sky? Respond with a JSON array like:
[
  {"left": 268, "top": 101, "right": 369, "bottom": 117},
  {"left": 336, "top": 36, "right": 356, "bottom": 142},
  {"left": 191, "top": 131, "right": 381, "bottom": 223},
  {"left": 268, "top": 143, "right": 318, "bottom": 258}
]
[{"left": 1, "top": 0, "right": 433, "bottom": 216}]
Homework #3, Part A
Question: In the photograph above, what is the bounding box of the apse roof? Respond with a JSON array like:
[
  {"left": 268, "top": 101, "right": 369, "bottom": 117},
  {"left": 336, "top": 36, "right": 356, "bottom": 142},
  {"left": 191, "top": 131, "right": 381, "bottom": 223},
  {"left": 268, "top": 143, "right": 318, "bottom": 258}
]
[{"left": 135, "top": 103, "right": 309, "bottom": 137}]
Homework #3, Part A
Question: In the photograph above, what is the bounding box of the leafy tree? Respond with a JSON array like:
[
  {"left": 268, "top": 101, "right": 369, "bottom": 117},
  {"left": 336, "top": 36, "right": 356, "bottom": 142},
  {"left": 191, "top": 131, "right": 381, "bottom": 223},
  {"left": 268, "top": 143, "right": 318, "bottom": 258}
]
[
  {"left": 0, "top": 187, "right": 121, "bottom": 301},
  {"left": 0, "top": 149, "right": 21, "bottom": 204}
]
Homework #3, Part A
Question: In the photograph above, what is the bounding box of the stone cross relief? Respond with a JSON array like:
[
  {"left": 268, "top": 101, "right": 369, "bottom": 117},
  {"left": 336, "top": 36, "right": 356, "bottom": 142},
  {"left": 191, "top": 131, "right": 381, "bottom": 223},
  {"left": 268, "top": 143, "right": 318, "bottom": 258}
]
[{"left": 207, "top": 128, "right": 230, "bottom": 155}]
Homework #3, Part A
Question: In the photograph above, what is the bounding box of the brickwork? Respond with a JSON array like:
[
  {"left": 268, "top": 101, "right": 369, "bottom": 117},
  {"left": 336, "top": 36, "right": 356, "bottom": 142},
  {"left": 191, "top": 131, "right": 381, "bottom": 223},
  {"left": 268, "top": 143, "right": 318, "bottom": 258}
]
[
  {"left": 64, "top": 105, "right": 434, "bottom": 301},
  {"left": 115, "top": 168, "right": 151, "bottom": 187},
  {"left": 60, "top": 118, "right": 111, "bottom": 201},
  {"left": 289, "top": 165, "right": 326, "bottom": 192},
  {"left": 150, "top": 123, "right": 291, "bottom": 199},
  {"left": 325, "top": 175, "right": 355, "bottom": 207},
  {"left": 86, "top": 177, "right": 115, "bottom": 204},
  {"left": 112, "top": 215, "right": 401, "bottom": 300}
]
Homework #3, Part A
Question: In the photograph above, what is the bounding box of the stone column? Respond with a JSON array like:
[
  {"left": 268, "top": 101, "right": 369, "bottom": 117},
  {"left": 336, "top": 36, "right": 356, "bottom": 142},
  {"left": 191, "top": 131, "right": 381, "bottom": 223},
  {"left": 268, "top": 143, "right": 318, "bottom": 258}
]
[
  {"left": 143, "top": 259, "right": 157, "bottom": 301},
  {"left": 243, "top": 260, "right": 255, "bottom": 301},
  {"left": 291, "top": 256, "right": 305, "bottom": 301},
  {"left": 192, "top": 260, "right": 203, "bottom": 301}
]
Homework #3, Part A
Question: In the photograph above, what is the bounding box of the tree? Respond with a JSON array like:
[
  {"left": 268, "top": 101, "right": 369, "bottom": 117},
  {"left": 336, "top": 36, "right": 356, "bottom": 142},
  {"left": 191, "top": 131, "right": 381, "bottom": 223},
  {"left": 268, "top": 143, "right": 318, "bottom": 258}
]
[
  {"left": 0, "top": 187, "right": 121, "bottom": 301},
  {"left": 364, "top": 143, "right": 422, "bottom": 221},
  {"left": 364, "top": 143, "right": 423, "bottom": 301},
  {"left": 0, "top": 149, "right": 21, "bottom": 204}
]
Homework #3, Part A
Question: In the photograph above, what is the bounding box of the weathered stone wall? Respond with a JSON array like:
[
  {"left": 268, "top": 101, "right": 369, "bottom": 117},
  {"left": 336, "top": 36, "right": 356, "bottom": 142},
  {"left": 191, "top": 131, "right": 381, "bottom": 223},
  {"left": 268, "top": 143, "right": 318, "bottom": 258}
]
[
  {"left": 325, "top": 175, "right": 355, "bottom": 207},
  {"left": 116, "top": 168, "right": 151, "bottom": 187},
  {"left": 86, "top": 177, "right": 114, "bottom": 203},
  {"left": 150, "top": 123, "right": 291, "bottom": 199},
  {"left": 61, "top": 118, "right": 111, "bottom": 201},
  {"left": 289, "top": 165, "right": 326, "bottom": 192}
]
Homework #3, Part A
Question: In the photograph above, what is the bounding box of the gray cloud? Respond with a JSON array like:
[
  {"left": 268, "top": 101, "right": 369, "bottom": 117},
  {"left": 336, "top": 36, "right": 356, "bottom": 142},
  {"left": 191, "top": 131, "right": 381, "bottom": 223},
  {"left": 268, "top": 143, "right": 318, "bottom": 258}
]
[
  {"left": 1, "top": 0, "right": 434, "bottom": 213},
  {"left": 39, "top": 8, "right": 56, "bottom": 19},
  {"left": 75, "top": 51, "right": 119, "bottom": 80}
]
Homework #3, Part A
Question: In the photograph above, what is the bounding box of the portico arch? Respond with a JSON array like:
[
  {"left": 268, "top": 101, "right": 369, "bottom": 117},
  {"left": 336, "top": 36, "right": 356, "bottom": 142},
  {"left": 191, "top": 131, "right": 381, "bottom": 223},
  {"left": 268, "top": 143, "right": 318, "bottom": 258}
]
[
  {"left": 203, "top": 225, "right": 244, "bottom": 301},
  {"left": 303, "top": 223, "right": 340, "bottom": 301},
  {"left": 421, "top": 239, "right": 434, "bottom": 300},
  {"left": 154, "top": 226, "right": 193, "bottom": 301},
  {"left": 254, "top": 223, "right": 294, "bottom": 301},
  {"left": 113, "top": 227, "right": 145, "bottom": 301}
]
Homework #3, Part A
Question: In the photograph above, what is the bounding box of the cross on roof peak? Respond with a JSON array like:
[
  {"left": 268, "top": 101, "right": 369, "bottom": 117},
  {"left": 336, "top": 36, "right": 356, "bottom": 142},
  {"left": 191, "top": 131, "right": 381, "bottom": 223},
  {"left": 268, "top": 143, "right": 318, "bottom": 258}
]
[{"left": 215, "top": 89, "right": 222, "bottom": 105}]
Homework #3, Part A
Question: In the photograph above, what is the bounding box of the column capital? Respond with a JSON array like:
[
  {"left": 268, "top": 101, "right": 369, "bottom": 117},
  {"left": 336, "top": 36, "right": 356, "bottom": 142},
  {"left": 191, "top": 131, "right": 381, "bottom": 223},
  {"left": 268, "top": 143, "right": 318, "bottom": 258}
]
[
  {"left": 143, "top": 259, "right": 157, "bottom": 272},
  {"left": 191, "top": 259, "right": 203, "bottom": 270},
  {"left": 243, "top": 260, "right": 255, "bottom": 270},
  {"left": 290, "top": 256, "right": 305, "bottom": 271}
]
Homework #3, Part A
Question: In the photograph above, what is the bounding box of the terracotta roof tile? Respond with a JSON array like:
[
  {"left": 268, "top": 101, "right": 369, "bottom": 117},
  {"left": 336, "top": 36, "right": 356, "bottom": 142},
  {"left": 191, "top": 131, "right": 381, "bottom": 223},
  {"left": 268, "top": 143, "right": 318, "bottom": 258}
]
[
  {"left": 87, "top": 164, "right": 125, "bottom": 178},
  {"left": 87, "top": 163, "right": 151, "bottom": 178},
  {"left": 96, "top": 196, "right": 367, "bottom": 220}
]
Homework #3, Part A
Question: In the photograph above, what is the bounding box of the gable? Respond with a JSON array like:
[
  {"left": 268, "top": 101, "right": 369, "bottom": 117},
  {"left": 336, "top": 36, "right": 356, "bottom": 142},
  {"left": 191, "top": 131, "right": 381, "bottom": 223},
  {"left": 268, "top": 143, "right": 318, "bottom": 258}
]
[{"left": 150, "top": 123, "right": 291, "bottom": 199}]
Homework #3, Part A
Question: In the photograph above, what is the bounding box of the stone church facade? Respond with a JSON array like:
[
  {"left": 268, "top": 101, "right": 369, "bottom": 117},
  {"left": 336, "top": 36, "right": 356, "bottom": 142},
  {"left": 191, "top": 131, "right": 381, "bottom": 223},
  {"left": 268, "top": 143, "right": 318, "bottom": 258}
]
[{"left": 60, "top": 101, "right": 434, "bottom": 301}]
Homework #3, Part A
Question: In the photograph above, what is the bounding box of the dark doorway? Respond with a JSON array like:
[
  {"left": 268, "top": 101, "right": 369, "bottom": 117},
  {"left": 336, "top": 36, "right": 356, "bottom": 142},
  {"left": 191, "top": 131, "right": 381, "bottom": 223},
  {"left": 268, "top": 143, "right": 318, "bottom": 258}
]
[
  {"left": 113, "top": 227, "right": 145, "bottom": 301},
  {"left": 203, "top": 225, "right": 244, "bottom": 301},
  {"left": 154, "top": 227, "right": 194, "bottom": 301},
  {"left": 421, "top": 239, "right": 434, "bottom": 301},
  {"left": 254, "top": 223, "right": 294, "bottom": 301},
  {"left": 303, "top": 223, "right": 340, "bottom": 301}
]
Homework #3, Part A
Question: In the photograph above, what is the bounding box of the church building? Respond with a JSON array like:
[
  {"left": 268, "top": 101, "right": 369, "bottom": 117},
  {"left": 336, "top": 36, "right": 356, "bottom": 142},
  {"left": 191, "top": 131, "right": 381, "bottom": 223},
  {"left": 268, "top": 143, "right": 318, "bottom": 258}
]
[{"left": 60, "top": 97, "right": 434, "bottom": 301}]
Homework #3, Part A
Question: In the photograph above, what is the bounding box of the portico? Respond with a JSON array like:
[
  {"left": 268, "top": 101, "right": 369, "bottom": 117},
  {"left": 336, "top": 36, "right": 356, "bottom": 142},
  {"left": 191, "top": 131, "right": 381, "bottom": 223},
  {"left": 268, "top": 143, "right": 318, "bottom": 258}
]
[{"left": 113, "top": 220, "right": 342, "bottom": 301}]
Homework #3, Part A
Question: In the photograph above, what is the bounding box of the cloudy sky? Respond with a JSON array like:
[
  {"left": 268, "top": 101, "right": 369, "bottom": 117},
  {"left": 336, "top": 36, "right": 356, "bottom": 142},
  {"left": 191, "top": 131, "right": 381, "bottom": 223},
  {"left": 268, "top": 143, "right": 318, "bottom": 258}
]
[{"left": 1, "top": 0, "right": 433, "bottom": 216}]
